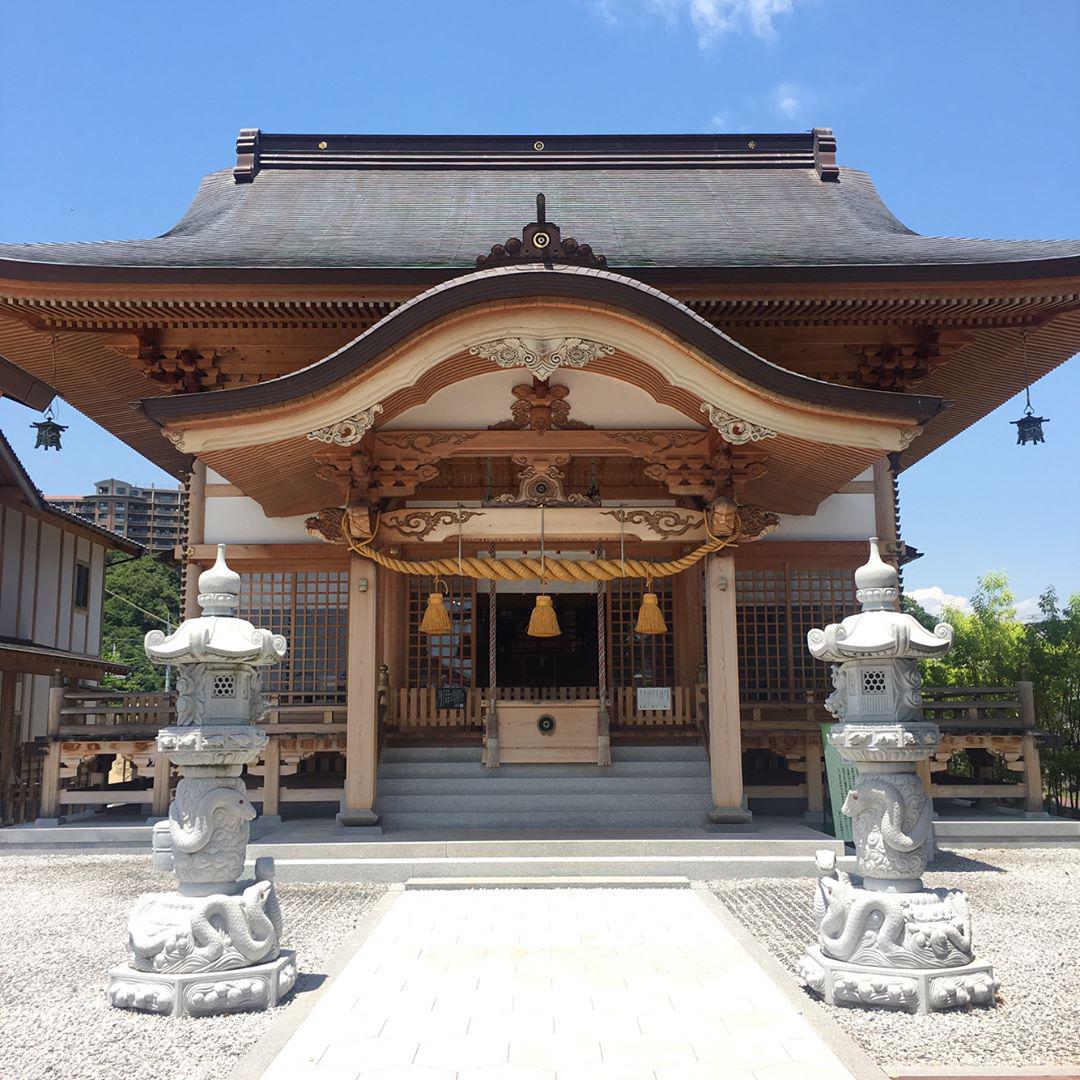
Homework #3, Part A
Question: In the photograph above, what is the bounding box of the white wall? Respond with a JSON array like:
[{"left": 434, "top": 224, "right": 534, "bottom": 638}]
[
  {"left": 767, "top": 492, "right": 876, "bottom": 541},
  {"left": 204, "top": 497, "right": 317, "bottom": 544}
]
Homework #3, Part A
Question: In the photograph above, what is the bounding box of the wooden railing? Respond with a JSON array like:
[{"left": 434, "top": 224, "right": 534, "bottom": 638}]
[{"left": 25, "top": 679, "right": 1046, "bottom": 823}]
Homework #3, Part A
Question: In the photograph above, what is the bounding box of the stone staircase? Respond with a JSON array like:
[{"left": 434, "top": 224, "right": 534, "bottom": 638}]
[{"left": 372, "top": 744, "right": 716, "bottom": 831}]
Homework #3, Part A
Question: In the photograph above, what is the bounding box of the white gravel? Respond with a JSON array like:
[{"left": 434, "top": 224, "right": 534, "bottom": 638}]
[
  {"left": 711, "top": 846, "right": 1080, "bottom": 1071},
  {"left": 0, "top": 854, "right": 386, "bottom": 1080}
]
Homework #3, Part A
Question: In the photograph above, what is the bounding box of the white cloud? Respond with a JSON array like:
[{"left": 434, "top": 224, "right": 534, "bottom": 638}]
[
  {"left": 591, "top": 0, "right": 620, "bottom": 24},
  {"left": 907, "top": 586, "right": 973, "bottom": 617},
  {"left": 709, "top": 111, "right": 728, "bottom": 130},
  {"left": 773, "top": 80, "right": 803, "bottom": 118},
  {"left": 907, "top": 586, "right": 1044, "bottom": 624},
  {"left": 1013, "top": 596, "right": 1043, "bottom": 623},
  {"left": 637, "top": 0, "right": 799, "bottom": 47}
]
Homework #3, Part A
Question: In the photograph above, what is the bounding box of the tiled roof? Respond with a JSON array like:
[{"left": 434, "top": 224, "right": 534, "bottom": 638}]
[{"left": 1, "top": 131, "right": 1077, "bottom": 273}]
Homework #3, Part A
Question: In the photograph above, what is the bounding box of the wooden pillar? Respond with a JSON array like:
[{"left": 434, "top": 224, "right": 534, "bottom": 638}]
[
  {"left": 38, "top": 675, "right": 65, "bottom": 822},
  {"left": 150, "top": 752, "right": 171, "bottom": 818},
  {"left": 872, "top": 457, "right": 898, "bottom": 549},
  {"left": 1018, "top": 680, "right": 1045, "bottom": 814},
  {"left": 705, "top": 553, "right": 751, "bottom": 824},
  {"left": 261, "top": 736, "right": 281, "bottom": 819},
  {"left": 0, "top": 672, "right": 18, "bottom": 822},
  {"left": 674, "top": 565, "right": 704, "bottom": 690},
  {"left": 379, "top": 569, "right": 406, "bottom": 698},
  {"left": 340, "top": 554, "right": 380, "bottom": 826},
  {"left": 183, "top": 460, "right": 207, "bottom": 619}
]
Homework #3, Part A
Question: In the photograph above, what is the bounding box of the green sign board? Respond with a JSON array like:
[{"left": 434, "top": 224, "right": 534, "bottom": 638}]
[{"left": 822, "top": 722, "right": 858, "bottom": 841}]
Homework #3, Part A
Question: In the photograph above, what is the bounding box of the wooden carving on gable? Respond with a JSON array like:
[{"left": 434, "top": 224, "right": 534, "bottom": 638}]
[
  {"left": 489, "top": 377, "right": 593, "bottom": 432},
  {"left": 476, "top": 193, "right": 608, "bottom": 269}
]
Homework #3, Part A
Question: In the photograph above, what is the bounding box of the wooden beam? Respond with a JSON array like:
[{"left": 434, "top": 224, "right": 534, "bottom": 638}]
[{"left": 183, "top": 461, "right": 206, "bottom": 619}]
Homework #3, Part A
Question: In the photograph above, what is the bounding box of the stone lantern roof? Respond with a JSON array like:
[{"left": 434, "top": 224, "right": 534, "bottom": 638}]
[
  {"left": 807, "top": 538, "right": 953, "bottom": 661},
  {"left": 144, "top": 544, "right": 287, "bottom": 666}
]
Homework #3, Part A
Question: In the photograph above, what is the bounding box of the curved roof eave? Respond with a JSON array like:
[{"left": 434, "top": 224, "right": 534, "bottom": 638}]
[{"left": 138, "top": 264, "right": 944, "bottom": 428}]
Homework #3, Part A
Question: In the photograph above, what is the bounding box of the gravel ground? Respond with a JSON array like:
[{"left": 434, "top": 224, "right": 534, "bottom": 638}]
[
  {"left": 711, "top": 847, "right": 1080, "bottom": 1072},
  {"left": 0, "top": 854, "right": 387, "bottom": 1080}
]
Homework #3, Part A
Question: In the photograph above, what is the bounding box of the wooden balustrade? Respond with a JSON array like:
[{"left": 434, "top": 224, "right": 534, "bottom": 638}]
[{"left": 26, "top": 679, "right": 1046, "bottom": 822}]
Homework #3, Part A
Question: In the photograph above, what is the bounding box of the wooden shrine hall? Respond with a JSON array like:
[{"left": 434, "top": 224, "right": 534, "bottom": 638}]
[{"left": 1, "top": 129, "right": 1077, "bottom": 828}]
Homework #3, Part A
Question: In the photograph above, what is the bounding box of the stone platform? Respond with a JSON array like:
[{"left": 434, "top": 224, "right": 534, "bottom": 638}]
[
  {"left": 800, "top": 945, "right": 997, "bottom": 1015},
  {"left": 106, "top": 949, "right": 297, "bottom": 1017}
]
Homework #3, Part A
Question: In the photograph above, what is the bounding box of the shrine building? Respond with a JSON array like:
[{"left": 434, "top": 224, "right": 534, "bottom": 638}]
[{"left": 1, "top": 130, "right": 1077, "bottom": 829}]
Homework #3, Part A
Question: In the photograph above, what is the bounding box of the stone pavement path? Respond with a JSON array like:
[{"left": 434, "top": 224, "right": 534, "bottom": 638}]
[{"left": 259, "top": 887, "right": 856, "bottom": 1080}]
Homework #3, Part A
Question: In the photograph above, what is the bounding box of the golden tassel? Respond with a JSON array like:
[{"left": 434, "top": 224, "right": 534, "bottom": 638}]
[
  {"left": 419, "top": 579, "right": 453, "bottom": 635},
  {"left": 635, "top": 587, "right": 668, "bottom": 635},
  {"left": 527, "top": 593, "right": 561, "bottom": 637}
]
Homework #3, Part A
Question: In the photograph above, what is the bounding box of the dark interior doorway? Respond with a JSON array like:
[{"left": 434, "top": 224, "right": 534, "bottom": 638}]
[{"left": 476, "top": 592, "right": 599, "bottom": 689}]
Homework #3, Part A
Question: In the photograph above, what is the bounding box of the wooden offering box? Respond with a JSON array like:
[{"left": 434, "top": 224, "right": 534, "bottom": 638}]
[{"left": 487, "top": 700, "right": 601, "bottom": 764}]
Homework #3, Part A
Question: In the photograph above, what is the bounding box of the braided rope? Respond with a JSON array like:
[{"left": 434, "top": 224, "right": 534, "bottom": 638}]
[{"left": 343, "top": 511, "right": 737, "bottom": 583}]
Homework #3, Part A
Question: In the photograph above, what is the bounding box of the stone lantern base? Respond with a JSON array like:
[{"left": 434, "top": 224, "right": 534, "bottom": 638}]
[
  {"left": 107, "top": 950, "right": 297, "bottom": 1018},
  {"left": 800, "top": 946, "right": 996, "bottom": 1015}
]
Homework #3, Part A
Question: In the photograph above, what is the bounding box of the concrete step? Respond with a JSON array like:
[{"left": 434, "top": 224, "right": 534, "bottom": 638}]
[
  {"left": 0, "top": 823, "right": 151, "bottom": 846},
  {"left": 935, "top": 816, "right": 1080, "bottom": 847}
]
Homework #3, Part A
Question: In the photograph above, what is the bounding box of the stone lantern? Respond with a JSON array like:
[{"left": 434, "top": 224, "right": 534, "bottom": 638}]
[
  {"left": 106, "top": 545, "right": 296, "bottom": 1017},
  {"left": 799, "top": 538, "right": 998, "bottom": 1013}
]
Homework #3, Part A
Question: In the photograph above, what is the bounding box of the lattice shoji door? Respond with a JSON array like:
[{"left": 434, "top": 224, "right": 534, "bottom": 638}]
[
  {"left": 407, "top": 575, "right": 475, "bottom": 688},
  {"left": 240, "top": 570, "right": 349, "bottom": 704},
  {"left": 735, "top": 568, "right": 790, "bottom": 702},
  {"left": 608, "top": 577, "right": 675, "bottom": 689},
  {"left": 788, "top": 567, "right": 856, "bottom": 699}
]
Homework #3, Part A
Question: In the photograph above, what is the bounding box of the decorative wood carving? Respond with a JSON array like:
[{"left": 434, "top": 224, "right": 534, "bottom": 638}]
[
  {"left": 314, "top": 448, "right": 375, "bottom": 505},
  {"left": 851, "top": 333, "right": 947, "bottom": 390},
  {"left": 475, "top": 193, "right": 608, "bottom": 270},
  {"left": 489, "top": 378, "right": 592, "bottom": 432},
  {"left": 470, "top": 337, "right": 615, "bottom": 382},
  {"left": 601, "top": 508, "right": 699, "bottom": 539},
  {"left": 699, "top": 404, "right": 777, "bottom": 445},
  {"left": 375, "top": 431, "right": 479, "bottom": 452},
  {"left": 732, "top": 502, "right": 781, "bottom": 540},
  {"left": 305, "top": 506, "right": 346, "bottom": 544},
  {"left": 390, "top": 509, "right": 483, "bottom": 540},
  {"left": 483, "top": 455, "right": 600, "bottom": 508},
  {"left": 307, "top": 404, "right": 384, "bottom": 445}
]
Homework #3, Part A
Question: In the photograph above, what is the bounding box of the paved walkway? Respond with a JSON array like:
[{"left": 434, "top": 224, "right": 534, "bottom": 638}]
[{"left": 259, "top": 888, "right": 857, "bottom": 1080}]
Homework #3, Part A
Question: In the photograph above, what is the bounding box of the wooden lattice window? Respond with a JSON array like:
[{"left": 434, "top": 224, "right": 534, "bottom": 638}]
[
  {"left": 608, "top": 578, "right": 675, "bottom": 689},
  {"left": 408, "top": 576, "right": 475, "bottom": 688},
  {"left": 734, "top": 565, "right": 856, "bottom": 701},
  {"left": 239, "top": 570, "right": 349, "bottom": 704}
]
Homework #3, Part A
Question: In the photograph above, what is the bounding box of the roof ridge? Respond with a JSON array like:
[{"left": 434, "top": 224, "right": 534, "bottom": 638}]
[{"left": 232, "top": 128, "right": 840, "bottom": 183}]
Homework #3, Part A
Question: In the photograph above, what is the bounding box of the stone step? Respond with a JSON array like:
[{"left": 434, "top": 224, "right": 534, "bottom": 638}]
[
  {"left": 934, "top": 816, "right": 1080, "bottom": 847},
  {"left": 251, "top": 835, "right": 846, "bottom": 860},
  {"left": 403, "top": 876, "right": 693, "bottom": 890},
  {"left": 367, "top": 809, "right": 720, "bottom": 830},
  {"left": 374, "top": 792, "right": 712, "bottom": 813},
  {"left": 378, "top": 745, "right": 707, "bottom": 764},
  {"left": 377, "top": 775, "right": 710, "bottom": 795},
  {"left": 0, "top": 823, "right": 151, "bottom": 845},
  {"left": 376, "top": 761, "right": 711, "bottom": 779},
  {"left": 256, "top": 852, "right": 853, "bottom": 884}
]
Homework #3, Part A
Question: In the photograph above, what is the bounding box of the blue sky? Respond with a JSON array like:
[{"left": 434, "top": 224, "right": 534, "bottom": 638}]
[{"left": 1, "top": 0, "right": 1078, "bottom": 611}]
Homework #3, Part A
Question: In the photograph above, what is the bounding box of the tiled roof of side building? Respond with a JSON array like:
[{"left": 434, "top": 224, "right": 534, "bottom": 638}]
[{"left": 0, "top": 130, "right": 1078, "bottom": 277}]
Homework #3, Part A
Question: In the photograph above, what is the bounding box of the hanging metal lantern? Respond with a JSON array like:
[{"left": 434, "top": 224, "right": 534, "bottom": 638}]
[
  {"left": 31, "top": 406, "right": 67, "bottom": 451},
  {"left": 31, "top": 335, "right": 67, "bottom": 450},
  {"left": 1011, "top": 329, "right": 1049, "bottom": 446}
]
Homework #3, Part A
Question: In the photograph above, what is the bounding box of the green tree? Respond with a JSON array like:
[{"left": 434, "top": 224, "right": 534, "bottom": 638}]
[{"left": 100, "top": 554, "right": 181, "bottom": 692}]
